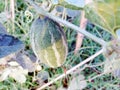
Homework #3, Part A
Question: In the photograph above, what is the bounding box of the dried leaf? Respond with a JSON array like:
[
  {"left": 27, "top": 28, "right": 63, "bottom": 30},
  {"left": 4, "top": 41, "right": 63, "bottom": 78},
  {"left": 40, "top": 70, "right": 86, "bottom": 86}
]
[
  {"left": 0, "top": 54, "right": 15, "bottom": 65},
  {"left": 48, "top": 85, "right": 57, "bottom": 90},
  {"left": 0, "top": 68, "right": 11, "bottom": 81},
  {"left": 15, "top": 54, "right": 36, "bottom": 72},
  {"left": 57, "top": 87, "right": 67, "bottom": 90},
  {"left": 0, "top": 22, "right": 7, "bottom": 34},
  {"left": 104, "top": 39, "right": 120, "bottom": 74},
  {"left": 0, "top": 34, "right": 24, "bottom": 58},
  {"left": 0, "top": 65, "right": 28, "bottom": 84},
  {"left": 9, "top": 67, "right": 27, "bottom": 84},
  {"left": 0, "top": 12, "right": 10, "bottom": 23},
  {"left": 104, "top": 52, "right": 120, "bottom": 73},
  {"left": 37, "top": 71, "right": 49, "bottom": 85},
  {"left": 104, "top": 54, "right": 120, "bottom": 78},
  {"left": 68, "top": 74, "right": 87, "bottom": 90},
  {"left": 37, "top": 71, "right": 49, "bottom": 81},
  {"left": 8, "top": 61, "right": 19, "bottom": 67},
  {"left": 113, "top": 69, "right": 120, "bottom": 78},
  {"left": 0, "top": 65, "right": 6, "bottom": 74}
]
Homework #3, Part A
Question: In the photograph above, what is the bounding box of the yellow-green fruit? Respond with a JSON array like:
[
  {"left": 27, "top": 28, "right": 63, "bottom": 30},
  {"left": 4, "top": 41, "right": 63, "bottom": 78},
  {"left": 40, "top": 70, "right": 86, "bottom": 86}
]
[
  {"left": 84, "top": 0, "right": 120, "bottom": 38},
  {"left": 30, "top": 16, "right": 68, "bottom": 68}
]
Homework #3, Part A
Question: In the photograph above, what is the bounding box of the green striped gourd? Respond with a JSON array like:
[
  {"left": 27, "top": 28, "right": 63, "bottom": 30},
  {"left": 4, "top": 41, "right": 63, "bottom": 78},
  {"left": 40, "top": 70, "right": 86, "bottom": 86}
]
[
  {"left": 84, "top": 0, "right": 120, "bottom": 38},
  {"left": 30, "top": 16, "right": 68, "bottom": 68}
]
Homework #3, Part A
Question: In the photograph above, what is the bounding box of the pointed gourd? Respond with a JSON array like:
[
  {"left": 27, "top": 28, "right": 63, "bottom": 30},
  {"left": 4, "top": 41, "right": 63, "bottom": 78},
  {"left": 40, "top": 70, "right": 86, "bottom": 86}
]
[{"left": 30, "top": 16, "right": 68, "bottom": 68}]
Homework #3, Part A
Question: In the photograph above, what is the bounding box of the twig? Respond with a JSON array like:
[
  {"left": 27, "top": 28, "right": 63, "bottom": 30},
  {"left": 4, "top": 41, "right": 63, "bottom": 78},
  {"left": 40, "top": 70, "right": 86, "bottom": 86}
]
[
  {"left": 36, "top": 49, "right": 103, "bottom": 90},
  {"left": 24, "top": 0, "right": 107, "bottom": 47}
]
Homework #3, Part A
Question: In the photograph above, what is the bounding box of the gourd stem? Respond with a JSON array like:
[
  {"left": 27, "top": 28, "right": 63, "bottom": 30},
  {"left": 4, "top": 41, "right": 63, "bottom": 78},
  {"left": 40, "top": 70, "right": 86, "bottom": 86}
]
[{"left": 24, "top": 0, "right": 107, "bottom": 47}]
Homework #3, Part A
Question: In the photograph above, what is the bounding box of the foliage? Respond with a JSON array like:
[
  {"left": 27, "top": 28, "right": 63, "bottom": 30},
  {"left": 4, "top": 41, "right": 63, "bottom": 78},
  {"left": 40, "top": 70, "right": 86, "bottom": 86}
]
[
  {"left": 85, "top": 0, "right": 120, "bottom": 38},
  {"left": 0, "top": 0, "right": 120, "bottom": 90},
  {"left": 0, "top": 0, "right": 5, "bottom": 12}
]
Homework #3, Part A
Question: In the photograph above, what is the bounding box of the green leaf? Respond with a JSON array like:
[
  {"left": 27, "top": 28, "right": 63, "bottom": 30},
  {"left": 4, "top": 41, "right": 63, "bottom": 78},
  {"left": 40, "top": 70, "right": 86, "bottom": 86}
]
[
  {"left": 84, "top": 0, "right": 120, "bottom": 38},
  {"left": 52, "top": 0, "right": 84, "bottom": 10}
]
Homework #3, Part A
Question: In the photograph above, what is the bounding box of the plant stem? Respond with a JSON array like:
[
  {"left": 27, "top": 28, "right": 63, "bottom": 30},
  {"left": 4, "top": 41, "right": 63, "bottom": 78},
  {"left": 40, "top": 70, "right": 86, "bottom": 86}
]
[
  {"left": 24, "top": 0, "right": 107, "bottom": 47},
  {"left": 36, "top": 49, "right": 103, "bottom": 90},
  {"left": 10, "top": 0, "right": 15, "bottom": 33}
]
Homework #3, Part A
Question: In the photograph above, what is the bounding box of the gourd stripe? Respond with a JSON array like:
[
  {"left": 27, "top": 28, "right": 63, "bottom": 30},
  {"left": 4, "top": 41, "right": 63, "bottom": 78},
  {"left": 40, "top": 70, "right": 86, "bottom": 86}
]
[
  {"left": 30, "top": 25, "right": 39, "bottom": 58},
  {"left": 56, "top": 25, "right": 68, "bottom": 57},
  {"left": 44, "top": 50, "right": 54, "bottom": 68},
  {"left": 48, "top": 30, "right": 61, "bottom": 67},
  {"left": 61, "top": 36, "right": 67, "bottom": 57}
]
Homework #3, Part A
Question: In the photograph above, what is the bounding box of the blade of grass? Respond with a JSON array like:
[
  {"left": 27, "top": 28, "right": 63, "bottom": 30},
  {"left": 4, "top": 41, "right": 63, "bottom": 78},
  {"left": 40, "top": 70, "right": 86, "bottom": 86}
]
[{"left": 10, "top": 0, "right": 15, "bottom": 32}]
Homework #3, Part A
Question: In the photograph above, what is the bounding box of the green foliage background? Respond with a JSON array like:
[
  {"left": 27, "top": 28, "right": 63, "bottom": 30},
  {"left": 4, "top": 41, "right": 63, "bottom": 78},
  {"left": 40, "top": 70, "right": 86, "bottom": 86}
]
[{"left": 0, "top": 0, "right": 120, "bottom": 90}]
